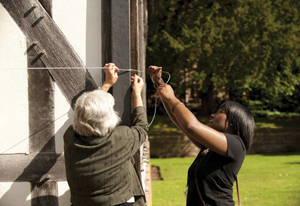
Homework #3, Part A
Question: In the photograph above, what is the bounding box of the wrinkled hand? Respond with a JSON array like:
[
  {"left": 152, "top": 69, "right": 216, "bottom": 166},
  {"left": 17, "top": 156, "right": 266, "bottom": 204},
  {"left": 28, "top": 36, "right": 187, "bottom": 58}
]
[
  {"left": 156, "top": 84, "right": 176, "bottom": 102},
  {"left": 131, "top": 74, "right": 144, "bottom": 95},
  {"left": 147, "top": 65, "right": 162, "bottom": 84},
  {"left": 103, "top": 63, "right": 120, "bottom": 86}
]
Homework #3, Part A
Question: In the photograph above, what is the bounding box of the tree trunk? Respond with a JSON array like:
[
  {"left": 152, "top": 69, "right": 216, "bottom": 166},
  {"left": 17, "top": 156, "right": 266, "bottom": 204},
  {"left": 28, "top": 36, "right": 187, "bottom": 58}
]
[{"left": 197, "top": 78, "right": 214, "bottom": 117}]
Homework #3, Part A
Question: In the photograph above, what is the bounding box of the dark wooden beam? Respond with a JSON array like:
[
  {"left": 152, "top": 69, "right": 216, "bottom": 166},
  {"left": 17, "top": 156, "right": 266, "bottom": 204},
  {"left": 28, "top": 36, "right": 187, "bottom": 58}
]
[
  {"left": 0, "top": 153, "right": 66, "bottom": 182},
  {"left": 27, "top": 38, "right": 56, "bottom": 153},
  {"left": 101, "top": 0, "right": 112, "bottom": 66},
  {"left": 110, "top": 0, "right": 132, "bottom": 126}
]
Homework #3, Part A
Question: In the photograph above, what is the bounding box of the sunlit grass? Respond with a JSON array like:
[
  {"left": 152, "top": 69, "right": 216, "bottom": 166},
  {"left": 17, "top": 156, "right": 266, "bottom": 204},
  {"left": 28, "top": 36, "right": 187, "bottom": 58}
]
[{"left": 150, "top": 153, "right": 300, "bottom": 206}]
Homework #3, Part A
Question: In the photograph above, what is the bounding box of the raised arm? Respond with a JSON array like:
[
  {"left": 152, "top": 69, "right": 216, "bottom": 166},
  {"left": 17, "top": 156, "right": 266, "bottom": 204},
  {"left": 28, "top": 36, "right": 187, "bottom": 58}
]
[
  {"left": 147, "top": 66, "right": 203, "bottom": 149},
  {"left": 160, "top": 99, "right": 203, "bottom": 149},
  {"left": 156, "top": 84, "right": 228, "bottom": 156}
]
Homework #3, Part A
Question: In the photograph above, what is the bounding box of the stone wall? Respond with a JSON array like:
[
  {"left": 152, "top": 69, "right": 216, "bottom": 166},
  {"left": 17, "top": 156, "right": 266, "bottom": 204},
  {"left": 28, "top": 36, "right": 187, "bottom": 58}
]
[
  {"left": 149, "top": 135, "right": 200, "bottom": 158},
  {"left": 248, "top": 132, "right": 300, "bottom": 154},
  {"left": 149, "top": 132, "right": 300, "bottom": 158}
]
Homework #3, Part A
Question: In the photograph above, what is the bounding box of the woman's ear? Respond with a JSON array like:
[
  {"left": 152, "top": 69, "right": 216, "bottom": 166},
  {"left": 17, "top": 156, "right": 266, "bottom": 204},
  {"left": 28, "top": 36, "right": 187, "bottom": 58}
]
[{"left": 225, "top": 121, "right": 235, "bottom": 134}]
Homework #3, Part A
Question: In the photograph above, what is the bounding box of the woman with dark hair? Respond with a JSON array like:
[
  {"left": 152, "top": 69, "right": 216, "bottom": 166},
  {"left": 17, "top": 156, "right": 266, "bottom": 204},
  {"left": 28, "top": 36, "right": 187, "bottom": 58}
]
[
  {"left": 148, "top": 66, "right": 255, "bottom": 206},
  {"left": 64, "top": 63, "right": 148, "bottom": 206}
]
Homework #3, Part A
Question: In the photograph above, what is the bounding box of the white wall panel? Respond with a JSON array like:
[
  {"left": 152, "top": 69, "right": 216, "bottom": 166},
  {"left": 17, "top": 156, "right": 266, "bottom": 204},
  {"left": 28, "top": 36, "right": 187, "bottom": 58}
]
[
  {"left": 0, "top": 4, "right": 29, "bottom": 154},
  {"left": 52, "top": 1, "right": 103, "bottom": 153},
  {"left": 0, "top": 182, "right": 31, "bottom": 206},
  {"left": 58, "top": 181, "right": 71, "bottom": 206}
]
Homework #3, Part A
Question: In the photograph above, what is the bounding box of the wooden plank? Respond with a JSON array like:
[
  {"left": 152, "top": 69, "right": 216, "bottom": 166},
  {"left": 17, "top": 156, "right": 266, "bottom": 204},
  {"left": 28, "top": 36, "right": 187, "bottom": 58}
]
[
  {"left": 101, "top": 0, "right": 112, "bottom": 66},
  {"left": 31, "top": 181, "right": 58, "bottom": 206},
  {"left": 130, "top": 0, "right": 139, "bottom": 76},
  {"left": 26, "top": 0, "right": 56, "bottom": 153},
  {"left": 101, "top": 0, "right": 132, "bottom": 126},
  {"left": 0, "top": 154, "right": 66, "bottom": 182},
  {"left": 111, "top": 0, "right": 131, "bottom": 126},
  {"left": 27, "top": 24, "right": 55, "bottom": 153},
  {"left": 130, "top": 1, "right": 152, "bottom": 204},
  {"left": 140, "top": 0, "right": 148, "bottom": 105},
  {"left": 130, "top": 0, "right": 142, "bottom": 180},
  {"left": 1, "top": 0, "right": 98, "bottom": 107},
  {"left": 130, "top": 0, "right": 147, "bottom": 105}
]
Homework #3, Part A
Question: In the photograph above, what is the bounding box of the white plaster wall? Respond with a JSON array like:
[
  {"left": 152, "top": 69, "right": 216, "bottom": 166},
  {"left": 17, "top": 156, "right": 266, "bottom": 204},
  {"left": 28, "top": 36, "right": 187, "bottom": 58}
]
[
  {"left": 85, "top": 0, "right": 103, "bottom": 80},
  {"left": 53, "top": 0, "right": 103, "bottom": 153},
  {"left": 0, "top": 182, "right": 31, "bottom": 206},
  {"left": 53, "top": 0, "right": 87, "bottom": 64},
  {"left": 58, "top": 181, "right": 71, "bottom": 205},
  {"left": 54, "top": 82, "right": 73, "bottom": 153},
  {"left": 0, "top": 4, "right": 29, "bottom": 154},
  {"left": 53, "top": 0, "right": 102, "bottom": 83}
]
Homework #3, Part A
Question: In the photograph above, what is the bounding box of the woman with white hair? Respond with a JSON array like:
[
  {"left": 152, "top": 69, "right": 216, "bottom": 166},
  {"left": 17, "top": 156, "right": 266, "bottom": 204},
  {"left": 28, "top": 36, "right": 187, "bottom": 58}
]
[{"left": 64, "top": 63, "right": 148, "bottom": 206}]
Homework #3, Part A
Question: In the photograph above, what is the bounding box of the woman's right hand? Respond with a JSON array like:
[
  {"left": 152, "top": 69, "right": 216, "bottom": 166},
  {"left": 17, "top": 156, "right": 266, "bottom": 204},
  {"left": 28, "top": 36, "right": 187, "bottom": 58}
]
[
  {"left": 156, "top": 84, "right": 176, "bottom": 102},
  {"left": 131, "top": 74, "right": 144, "bottom": 108},
  {"left": 131, "top": 74, "right": 144, "bottom": 95}
]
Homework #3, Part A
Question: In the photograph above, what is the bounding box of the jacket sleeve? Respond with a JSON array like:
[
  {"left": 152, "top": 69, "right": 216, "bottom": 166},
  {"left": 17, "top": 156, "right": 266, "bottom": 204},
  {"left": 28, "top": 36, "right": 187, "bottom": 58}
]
[{"left": 127, "top": 106, "right": 148, "bottom": 156}]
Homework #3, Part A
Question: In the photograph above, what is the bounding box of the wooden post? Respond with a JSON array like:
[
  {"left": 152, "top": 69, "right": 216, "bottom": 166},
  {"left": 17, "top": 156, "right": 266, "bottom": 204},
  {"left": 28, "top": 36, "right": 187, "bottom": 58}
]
[
  {"left": 111, "top": 0, "right": 132, "bottom": 126},
  {"left": 31, "top": 181, "right": 58, "bottom": 206}
]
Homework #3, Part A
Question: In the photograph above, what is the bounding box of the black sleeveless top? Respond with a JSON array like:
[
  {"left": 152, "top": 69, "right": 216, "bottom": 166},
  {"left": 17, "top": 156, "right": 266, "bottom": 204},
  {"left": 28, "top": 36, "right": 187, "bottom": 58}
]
[{"left": 186, "top": 133, "right": 246, "bottom": 206}]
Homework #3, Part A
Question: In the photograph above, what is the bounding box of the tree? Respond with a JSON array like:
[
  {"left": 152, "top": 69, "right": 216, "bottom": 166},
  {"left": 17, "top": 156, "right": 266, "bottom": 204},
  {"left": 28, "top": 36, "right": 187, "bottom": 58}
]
[{"left": 147, "top": 0, "right": 300, "bottom": 116}]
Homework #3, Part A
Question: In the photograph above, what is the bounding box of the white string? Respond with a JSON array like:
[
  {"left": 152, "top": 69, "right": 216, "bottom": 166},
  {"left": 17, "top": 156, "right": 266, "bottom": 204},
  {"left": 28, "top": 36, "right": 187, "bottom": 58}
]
[
  {"left": 147, "top": 71, "right": 170, "bottom": 127},
  {"left": 1, "top": 66, "right": 171, "bottom": 127},
  {"left": 148, "top": 96, "right": 158, "bottom": 127}
]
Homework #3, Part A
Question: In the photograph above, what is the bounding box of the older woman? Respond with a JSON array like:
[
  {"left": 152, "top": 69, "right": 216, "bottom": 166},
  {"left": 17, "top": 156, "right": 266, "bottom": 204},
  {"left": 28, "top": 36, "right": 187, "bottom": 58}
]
[
  {"left": 148, "top": 66, "right": 255, "bottom": 206},
  {"left": 64, "top": 63, "right": 148, "bottom": 206}
]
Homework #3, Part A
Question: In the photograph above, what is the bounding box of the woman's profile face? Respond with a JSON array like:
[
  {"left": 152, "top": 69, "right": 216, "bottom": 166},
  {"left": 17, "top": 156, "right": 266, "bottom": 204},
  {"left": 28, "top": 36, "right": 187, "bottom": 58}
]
[{"left": 208, "top": 109, "right": 231, "bottom": 133}]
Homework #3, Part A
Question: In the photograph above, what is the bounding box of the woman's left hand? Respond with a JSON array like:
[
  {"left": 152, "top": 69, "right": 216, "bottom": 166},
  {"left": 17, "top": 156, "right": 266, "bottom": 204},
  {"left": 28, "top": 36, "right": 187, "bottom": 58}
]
[
  {"left": 147, "top": 65, "right": 162, "bottom": 84},
  {"left": 156, "top": 84, "right": 176, "bottom": 102},
  {"left": 101, "top": 63, "right": 120, "bottom": 91}
]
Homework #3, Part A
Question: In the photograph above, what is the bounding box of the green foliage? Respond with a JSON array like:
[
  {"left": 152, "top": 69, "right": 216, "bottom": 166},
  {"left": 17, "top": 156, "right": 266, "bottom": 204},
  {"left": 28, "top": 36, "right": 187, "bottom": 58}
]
[
  {"left": 151, "top": 154, "right": 300, "bottom": 206},
  {"left": 245, "top": 100, "right": 300, "bottom": 118},
  {"left": 147, "top": 0, "right": 300, "bottom": 115}
]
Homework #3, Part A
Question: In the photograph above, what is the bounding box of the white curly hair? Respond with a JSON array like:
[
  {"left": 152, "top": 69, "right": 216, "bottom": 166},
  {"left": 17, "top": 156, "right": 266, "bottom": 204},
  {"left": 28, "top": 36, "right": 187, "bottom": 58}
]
[{"left": 72, "top": 89, "right": 121, "bottom": 136}]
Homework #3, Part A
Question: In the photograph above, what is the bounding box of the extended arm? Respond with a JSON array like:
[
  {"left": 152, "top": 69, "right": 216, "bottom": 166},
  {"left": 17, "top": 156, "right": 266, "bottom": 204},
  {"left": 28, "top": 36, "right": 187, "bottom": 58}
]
[
  {"left": 156, "top": 84, "right": 228, "bottom": 156},
  {"left": 160, "top": 99, "right": 203, "bottom": 149},
  {"left": 147, "top": 66, "right": 203, "bottom": 149}
]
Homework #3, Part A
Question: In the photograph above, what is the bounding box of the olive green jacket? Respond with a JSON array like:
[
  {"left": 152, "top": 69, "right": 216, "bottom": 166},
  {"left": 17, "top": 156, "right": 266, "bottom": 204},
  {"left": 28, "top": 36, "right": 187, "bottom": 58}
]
[{"left": 64, "top": 106, "right": 148, "bottom": 206}]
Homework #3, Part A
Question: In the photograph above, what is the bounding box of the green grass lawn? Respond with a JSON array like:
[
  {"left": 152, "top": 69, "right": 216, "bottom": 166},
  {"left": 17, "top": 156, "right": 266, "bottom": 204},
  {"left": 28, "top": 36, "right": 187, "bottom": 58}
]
[{"left": 150, "top": 153, "right": 300, "bottom": 206}]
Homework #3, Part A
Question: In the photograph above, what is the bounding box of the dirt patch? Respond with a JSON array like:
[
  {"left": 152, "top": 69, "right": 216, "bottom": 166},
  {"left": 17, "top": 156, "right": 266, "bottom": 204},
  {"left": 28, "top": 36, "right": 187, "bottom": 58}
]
[{"left": 151, "top": 165, "right": 163, "bottom": 181}]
